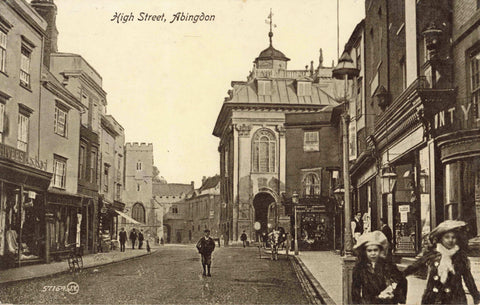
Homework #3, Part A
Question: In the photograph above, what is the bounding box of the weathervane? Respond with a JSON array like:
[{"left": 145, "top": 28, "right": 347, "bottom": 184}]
[{"left": 265, "top": 8, "right": 277, "bottom": 46}]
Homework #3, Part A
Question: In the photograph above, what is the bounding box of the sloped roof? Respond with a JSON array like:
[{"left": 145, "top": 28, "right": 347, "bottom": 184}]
[
  {"left": 227, "top": 79, "right": 337, "bottom": 105},
  {"left": 152, "top": 183, "right": 193, "bottom": 196},
  {"left": 199, "top": 175, "right": 220, "bottom": 192}
]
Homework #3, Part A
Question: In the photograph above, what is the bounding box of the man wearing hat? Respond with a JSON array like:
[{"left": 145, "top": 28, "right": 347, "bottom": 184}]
[{"left": 196, "top": 229, "right": 216, "bottom": 276}]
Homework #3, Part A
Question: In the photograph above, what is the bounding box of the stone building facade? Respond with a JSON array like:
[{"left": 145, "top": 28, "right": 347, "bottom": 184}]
[{"left": 213, "top": 30, "right": 339, "bottom": 243}]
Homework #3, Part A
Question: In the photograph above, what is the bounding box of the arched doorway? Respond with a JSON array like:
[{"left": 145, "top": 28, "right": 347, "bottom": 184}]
[{"left": 253, "top": 192, "right": 276, "bottom": 240}]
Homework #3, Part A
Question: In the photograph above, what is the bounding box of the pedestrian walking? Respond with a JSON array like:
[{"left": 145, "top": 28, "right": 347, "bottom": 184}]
[
  {"left": 138, "top": 230, "right": 144, "bottom": 249},
  {"left": 119, "top": 227, "right": 127, "bottom": 252},
  {"left": 196, "top": 229, "right": 216, "bottom": 277},
  {"left": 352, "top": 231, "right": 407, "bottom": 304},
  {"left": 403, "top": 220, "right": 480, "bottom": 305},
  {"left": 146, "top": 240, "right": 151, "bottom": 253},
  {"left": 130, "top": 228, "right": 137, "bottom": 249},
  {"left": 240, "top": 230, "right": 248, "bottom": 248}
]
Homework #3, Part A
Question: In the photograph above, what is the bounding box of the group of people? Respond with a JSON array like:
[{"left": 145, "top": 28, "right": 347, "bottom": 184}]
[
  {"left": 118, "top": 228, "right": 145, "bottom": 252},
  {"left": 351, "top": 220, "right": 480, "bottom": 304}
]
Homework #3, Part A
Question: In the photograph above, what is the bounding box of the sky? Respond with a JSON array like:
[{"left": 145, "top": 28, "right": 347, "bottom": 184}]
[{"left": 54, "top": 0, "right": 365, "bottom": 187}]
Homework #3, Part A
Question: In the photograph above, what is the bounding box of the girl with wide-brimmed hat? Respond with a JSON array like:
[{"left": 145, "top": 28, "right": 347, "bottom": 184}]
[
  {"left": 403, "top": 220, "right": 480, "bottom": 304},
  {"left": 352, "top": 230, "right": 407, "bottom": 304}
]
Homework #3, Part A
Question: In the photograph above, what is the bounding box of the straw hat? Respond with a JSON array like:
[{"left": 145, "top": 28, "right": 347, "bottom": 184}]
[
  {"left": 353, "top": 230, "right": 388, "bottom": 251},
  {"left": 429, "top": 220, "right": 467, "bottom": 240}
]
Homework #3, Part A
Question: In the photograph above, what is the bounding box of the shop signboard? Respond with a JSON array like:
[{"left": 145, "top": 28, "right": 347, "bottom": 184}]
[
  {"left": 0, "top": 143, "right": 48, "bottom": 171},
  {"left": 295, "top": 205, "right": 325, "bottom": 213}
]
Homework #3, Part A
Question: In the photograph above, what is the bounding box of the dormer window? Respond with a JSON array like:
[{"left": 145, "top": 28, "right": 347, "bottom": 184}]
[
  {"left": 297, "top": 81, "right": 311, "bottom": 96},
  {"left": 257, "top": 80, "right": 271, "bottom": 96}
]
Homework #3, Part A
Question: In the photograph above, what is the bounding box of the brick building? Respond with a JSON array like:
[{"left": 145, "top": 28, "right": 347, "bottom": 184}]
[{"left": 284, "top": 110, "right": 340, "bottom": 250}]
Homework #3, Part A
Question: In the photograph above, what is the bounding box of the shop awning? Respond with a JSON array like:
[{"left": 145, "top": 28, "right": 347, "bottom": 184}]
[{"left": 115, "top": 210, "right": 142, "bottom": 225}]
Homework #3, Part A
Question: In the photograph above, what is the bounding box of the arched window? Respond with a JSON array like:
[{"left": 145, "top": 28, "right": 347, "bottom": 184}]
[
  {"left": 252, "top": 129, "right": 276, "bottom": 173},
  {"left": 303, "top": 173, "right": 320, "bottom": 196},
  {"left": 132, "top": 202, "right": 145, "bottom": 223}
]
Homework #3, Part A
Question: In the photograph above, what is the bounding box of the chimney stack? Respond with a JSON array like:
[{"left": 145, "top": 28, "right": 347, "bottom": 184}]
[{"left": 31, "top": 0, "right": 58, "bottom": 68}]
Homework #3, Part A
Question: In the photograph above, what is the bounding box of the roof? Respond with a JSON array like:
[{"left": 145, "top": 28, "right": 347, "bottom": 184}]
[
  {"left": 152, "top": 183, "right": 193, "bottom": 196},
  {"left": 255, "top": 45, "right": 290, "bottom": 62},
  {"left": 227, "top": 79, "right": 337, "bottom": 105},
  {"left": 199, "top": 175, "right": 220, "bottom": 192}
]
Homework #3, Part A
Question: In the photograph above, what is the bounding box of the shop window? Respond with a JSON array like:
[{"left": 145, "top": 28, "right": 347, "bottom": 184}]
[
  {"left": 132, "top": 203, "right": 145, "bottom": 223},
  {"left": 303, "top": 173, "right": 321, "bottom": 197},
  {"left": 54, "top": 104, "right": 68, "bottom": 137},
  {"left": 20, "top": 45, "right": 31, "bottom": 88},
  {"left": 252, "top": 129, "right": 276, "bottom": 173},
  {"left": 0, "top": 30, "right": 6, "bottom": 73},
  {"left": 303, "top": 131, "right": 319, "bottom": 152},
  {"left": 53, "top": 156, "right": 67, "bottom": 189},
  {"left": 17, "top": 112, "right": 29, "bottom": 152}
]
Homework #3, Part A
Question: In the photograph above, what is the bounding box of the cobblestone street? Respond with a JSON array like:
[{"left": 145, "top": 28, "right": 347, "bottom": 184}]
[{"left": 0, "top": 245, "right": 310, "bottom": 304}]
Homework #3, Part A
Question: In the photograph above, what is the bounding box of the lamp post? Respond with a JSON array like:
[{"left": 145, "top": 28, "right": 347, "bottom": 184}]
[
  {"left": 332, "top": 50, "right": 359, "bottom": 255},
  {"left": 332, "top": 50, "right": 359, "bottom": 305},
  {"left": 292, "top": 191, "right": 299, "bottom": 255}
]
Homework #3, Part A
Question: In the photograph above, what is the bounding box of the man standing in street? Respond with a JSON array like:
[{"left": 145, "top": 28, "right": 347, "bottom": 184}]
[
  {"left": 138, "top": 230, "right": 144, "bottom": 249},
  {"left": 196, "top": 229, "right": 216, "bottom": 277},
  {"left": 130, "top": 228, "right": 137, "bottom": 249},
  {"left": 119, "top": 227, "right": 127, "bottom": 252},
  {"left": 240, "top": 230, "right": 248, "bottom": 248}
]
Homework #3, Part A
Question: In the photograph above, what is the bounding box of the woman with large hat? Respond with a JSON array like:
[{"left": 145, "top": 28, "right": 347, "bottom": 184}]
[
  {"left": 352, "top": 230, "right": 407, "bottom": 304},
  {"left": 403, "top": 220, "right": 480, "bottom": 304}
]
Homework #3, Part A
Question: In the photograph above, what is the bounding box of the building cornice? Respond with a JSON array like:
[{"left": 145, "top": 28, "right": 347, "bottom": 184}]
[{"left": 62, "top": 70, "right": 107, "bottom": 101}]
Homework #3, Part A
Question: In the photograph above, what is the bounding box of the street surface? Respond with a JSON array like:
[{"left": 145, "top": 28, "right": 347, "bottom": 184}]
[{"left": 0, "top": 245, "right": 310, "bottom": 304}]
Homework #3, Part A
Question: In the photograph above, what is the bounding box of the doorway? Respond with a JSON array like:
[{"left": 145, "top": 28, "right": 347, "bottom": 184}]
[{"left": 253, "top": 192, "right": 275, "bottom": 238}]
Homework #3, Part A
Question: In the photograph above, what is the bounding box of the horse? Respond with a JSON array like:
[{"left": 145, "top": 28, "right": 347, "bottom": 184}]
[{"left": 268, "top": 228, "right": 286, "bottom": 260}]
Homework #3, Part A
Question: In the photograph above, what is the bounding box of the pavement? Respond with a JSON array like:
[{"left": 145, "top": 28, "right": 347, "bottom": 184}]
[
  {"left": 0, "top": 245, "right": 309, "bottom": 304},
  {"left": 0, "top": 245, "right": 159, "bottom": 284},
  {"left": 295, "top": 250, "right": 480, "bottom": 305}
]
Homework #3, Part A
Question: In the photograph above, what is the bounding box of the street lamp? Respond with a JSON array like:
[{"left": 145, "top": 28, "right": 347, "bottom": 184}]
[
  {"left": 332, "top": 50, "right": 359, "bottom": 305},
  {"left": 332, "top": 50, "right": 359, "bottom": 255},
  {"left": 292, "top": 191, "right": 299, "bottom": 255}
]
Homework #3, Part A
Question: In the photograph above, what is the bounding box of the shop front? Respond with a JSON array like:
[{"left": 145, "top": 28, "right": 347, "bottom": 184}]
[
  {"left": 294, "top": 197, "right": 334, "bottom": 251},
  {"left": 45, "top": 190, "right": 83, "bottom": 262},
  {"left": 98, "top": 198, "right": 125, "bottom": 252},
  {"left": 0, "top": 143, "right": 51, "bottom": 269}
]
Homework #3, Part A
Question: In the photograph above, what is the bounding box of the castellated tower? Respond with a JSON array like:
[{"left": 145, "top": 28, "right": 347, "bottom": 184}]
[{"left": 124, "top": 143, "right": 161, "bottom": 240}]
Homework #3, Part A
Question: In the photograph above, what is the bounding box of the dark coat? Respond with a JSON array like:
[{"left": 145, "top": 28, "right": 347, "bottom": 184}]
[
  {"left": 403, "top": 250, "right": 480, "bottom": 305},
  {"left": 138, "top": 232, "right": 144, "bottom": 241},
  {"left": 196, "top": 237, "right": 215, "bottom": 256},
  {"left": 352, "top": 257, "right": 407, "bottom": 304},
  {"left": 381, "top": 224, "right": 393, "bottom": 245},
  {"left": 240, "top": 233, "right": 247, "bottom": 241},
  {"left": 119, "top": 231, "right": 127, "bottom": 242},
  {"left": 129, "top": 231, "right": 137, "bottom": 241}
]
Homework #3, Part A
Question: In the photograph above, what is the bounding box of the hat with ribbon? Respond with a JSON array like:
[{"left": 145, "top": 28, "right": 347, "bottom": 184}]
[
  {"left": 353, "top": 230, "right": 388, "bottom": 252},
  {"left": 429, "top": 220, "right": 467, "bottom": 240}
]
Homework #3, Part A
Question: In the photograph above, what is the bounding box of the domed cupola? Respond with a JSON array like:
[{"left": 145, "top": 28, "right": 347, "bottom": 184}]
[{"left": 253, "top": 10, "right": 290, "bottom": 71}]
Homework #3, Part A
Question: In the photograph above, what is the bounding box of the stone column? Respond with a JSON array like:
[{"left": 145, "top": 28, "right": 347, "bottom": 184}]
[
  {"left": 232, "top": 125, "right": 239, "bottom": 242},
  {"left": 276, "top": 125, "right": 286, "bottom": 194},
  {"left": 236, "top": 124, "right": 252, "bottom": 242}
]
